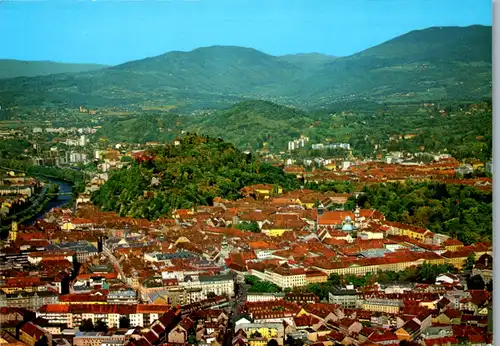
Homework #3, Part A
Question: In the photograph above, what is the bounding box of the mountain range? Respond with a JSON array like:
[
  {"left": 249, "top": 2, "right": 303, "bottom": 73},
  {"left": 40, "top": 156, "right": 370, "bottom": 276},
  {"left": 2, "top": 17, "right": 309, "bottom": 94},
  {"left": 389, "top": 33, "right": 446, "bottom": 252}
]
[
  {"left": 0, "top": 60, "right": 108, "bottom": 79},
  {"left": 0, "top": 25, "right": 491, "bottom": 110}
]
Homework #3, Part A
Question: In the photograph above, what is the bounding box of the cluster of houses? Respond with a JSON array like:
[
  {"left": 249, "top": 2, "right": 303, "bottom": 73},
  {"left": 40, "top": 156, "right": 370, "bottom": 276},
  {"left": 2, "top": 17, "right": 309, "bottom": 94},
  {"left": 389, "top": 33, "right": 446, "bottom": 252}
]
[
  {"left": 0, "top": 178, "right": 493, "bottom": 346},
  {"left": 282, "top": 157, "right": 491, "bottom": 192},
  {"left": 0, "top": 172, "right": 40, "bottom": 217}
]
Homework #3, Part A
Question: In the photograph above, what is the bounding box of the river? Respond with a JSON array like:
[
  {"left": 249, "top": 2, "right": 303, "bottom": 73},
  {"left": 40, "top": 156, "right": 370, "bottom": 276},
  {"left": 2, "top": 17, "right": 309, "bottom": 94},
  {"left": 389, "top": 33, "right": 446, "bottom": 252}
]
[{"left": 23, "top": 177, "right": 74, "bottom": 225}]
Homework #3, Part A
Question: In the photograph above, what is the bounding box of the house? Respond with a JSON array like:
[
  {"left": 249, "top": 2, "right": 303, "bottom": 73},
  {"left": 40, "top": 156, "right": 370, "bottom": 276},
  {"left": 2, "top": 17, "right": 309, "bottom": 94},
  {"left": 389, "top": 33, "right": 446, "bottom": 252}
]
[
  {"left": 19, "top": 322, "right": 52, "bottom": 346},
  {"left": 367, "top": 329, "right": 399, "bottom": 345},
  {"left": 168, "top": 317, "right": 194, "bottom": 344},
  {"left": 241, "top": 185, "right": 282, "bottom": 200},
  {"left": 472, "top": 254, "right": 493, "bottom": 283},
  {"left": 395, "top": 320, "right": 420, "bottom": 341},
  {"left": 434, "top": 309, "right": 462, "bottom": 325},
  {"left": 460, "top": 290, "right": 490, "bottom": 315},
  {"left": 442, "top": 238, "right": 464, "bottom": 252},
  {"left": 236, "top": 323, "right": 285, "bottom": 346},
  {"left": 435, "top": 273, "right": 460, "bottom": 285},
  {"left": 328, "top": 288, "right": 357, "bottom": 309},
  {"left": 337, "top": 318, "right": 362, "bottom": 336},
  {"left": 421, "top": 325, "right": 453, "bottom": 339}
]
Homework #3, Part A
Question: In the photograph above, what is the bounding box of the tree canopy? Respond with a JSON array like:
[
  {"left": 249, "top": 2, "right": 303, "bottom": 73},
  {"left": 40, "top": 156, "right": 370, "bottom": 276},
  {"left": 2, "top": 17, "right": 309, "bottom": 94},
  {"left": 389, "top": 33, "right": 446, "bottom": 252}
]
[
  {"left": 355, "top": 181, "right": 492, "bottom": 244},
  {"left": 91, "top": 134, "right": 300, "bottom": 219}
]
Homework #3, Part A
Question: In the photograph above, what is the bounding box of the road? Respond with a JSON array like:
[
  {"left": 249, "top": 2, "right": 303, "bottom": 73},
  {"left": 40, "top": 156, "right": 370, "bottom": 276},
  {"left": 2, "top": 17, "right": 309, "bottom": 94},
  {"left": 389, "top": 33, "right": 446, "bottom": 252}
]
[
  {"left": 234, "top": 282, "right": 249, "bottom": 315},
  {"left": 222, "top": 281, "right": 249, "bottom": 346}
]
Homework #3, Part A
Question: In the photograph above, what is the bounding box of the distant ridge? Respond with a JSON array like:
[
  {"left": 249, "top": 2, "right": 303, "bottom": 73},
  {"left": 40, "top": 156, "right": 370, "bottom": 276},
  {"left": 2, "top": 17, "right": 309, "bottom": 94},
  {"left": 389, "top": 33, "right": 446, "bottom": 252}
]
[
  {"left": 0, "top": 25, "right": 491, "bottom": 109},
  {"left": 0, "top": 59, "right": 109, "bottom": 79}
]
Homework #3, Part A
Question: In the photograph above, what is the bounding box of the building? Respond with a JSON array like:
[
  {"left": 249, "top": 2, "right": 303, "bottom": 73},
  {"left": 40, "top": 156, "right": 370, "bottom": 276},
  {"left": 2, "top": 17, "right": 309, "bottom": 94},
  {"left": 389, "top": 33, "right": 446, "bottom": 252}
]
[
  {"left": 19, "top": 322, "right": 52, "bottom": 346},
  {"left": 362, "top": 298, "right": 403, "bottom": 314},
  {"left": 328, "top": 288, "right": 358, "bottom": 308},
  {"left": 179, "top": 274, "right": 234, "bottom": 299},
  {"left": 36, "top": 304, "right": 171, "bottom": 328},
  {"left": 0, "top": 291, "right": 59, "bottom": 311},
  {"left": 235, "top": 323, "right": 285, "bottom": 346},
  {"left": 107, "top": 288, "right": 138, "bottom": 305},
  {"left": 50, "top": 241, "right": 98, "bottom": 264},
  {"left": 72, "top": 331, "right": 127, "bottom": 346},
  {"left": 246, "top": 293, "right": 285, "bottom": 303},
  {"left": 251, "top": 266, "right": 306, "bottom": 289}
]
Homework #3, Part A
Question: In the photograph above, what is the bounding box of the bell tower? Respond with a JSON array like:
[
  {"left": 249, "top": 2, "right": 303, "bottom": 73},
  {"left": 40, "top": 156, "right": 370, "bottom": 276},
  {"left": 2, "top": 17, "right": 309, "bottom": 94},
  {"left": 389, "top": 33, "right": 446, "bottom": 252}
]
[
  {"left": 9, "top": 221, "right": 18, "bottom": 243},
  {"left": 354, "top": 205, "right": 361, "bottom": 228},
  {"left": 219, "top": 236, "right": 229, "bottom": 266},
  {"left": 315, "top": 202, "right": 325, "bottom": 233}
]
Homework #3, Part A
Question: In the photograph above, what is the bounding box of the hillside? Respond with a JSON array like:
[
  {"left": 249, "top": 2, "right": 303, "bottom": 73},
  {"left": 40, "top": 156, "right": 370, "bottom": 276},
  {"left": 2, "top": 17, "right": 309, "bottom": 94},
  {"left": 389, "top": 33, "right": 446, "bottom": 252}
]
[
  {"left": 302, "top": 25, "right": 492, "bottom": 105},
  {"left": 278, "top": 53, "right": 338, "bottom": 68},
  {"left": 0, "top": 25, "right": 491, "bottom": 110},
  {"left": 185, "top": 100, "right": 316, "bottom": 150},
  {"left": 91, "top": 134, "right": 299, "bottom": 219},
  {"left": 0, "top": 60, "right": 108, "bottom": 79},
  {"left": 113, "top": 46, "right": 299, "bottom": 94}
]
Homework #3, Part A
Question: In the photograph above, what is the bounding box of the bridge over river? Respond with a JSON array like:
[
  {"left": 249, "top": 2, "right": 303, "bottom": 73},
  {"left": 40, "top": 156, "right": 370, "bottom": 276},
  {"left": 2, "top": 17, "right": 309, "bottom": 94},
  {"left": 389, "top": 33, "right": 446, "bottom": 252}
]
[{"left": 47, "top": 192, "right": 73, "bottom": 196}]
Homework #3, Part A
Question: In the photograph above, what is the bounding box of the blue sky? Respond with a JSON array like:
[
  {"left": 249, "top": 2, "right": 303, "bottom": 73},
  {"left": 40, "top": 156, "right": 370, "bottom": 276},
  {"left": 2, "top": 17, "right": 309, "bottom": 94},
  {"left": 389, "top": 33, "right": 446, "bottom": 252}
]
[{"left": 0, "top": 0, "right": 492, "bottom": 65}]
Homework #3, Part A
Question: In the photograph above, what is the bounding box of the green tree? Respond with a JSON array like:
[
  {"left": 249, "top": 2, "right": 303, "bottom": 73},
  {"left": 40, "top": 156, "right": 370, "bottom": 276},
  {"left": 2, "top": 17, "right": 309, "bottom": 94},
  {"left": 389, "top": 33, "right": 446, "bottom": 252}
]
[
  {"left": 463, "top": 253, "right": 476, "bottom": 271},
  {"left": 94, "top": 320, "right": 108, "bottom": 332},
  {"left": 328, "top": 273, "right": 341, "bottom": 286},
  {"left": 237, "top": 222, "right": 260, "bottom": 233},
  {"left": 267, "top": 339, "right": 279, "bottom": 346},
  {"left": 79, "top": 319, "right": 94, "bottom": 332},
  {"left": 119, "top": 316, "right": 131, "bottom": 329}
]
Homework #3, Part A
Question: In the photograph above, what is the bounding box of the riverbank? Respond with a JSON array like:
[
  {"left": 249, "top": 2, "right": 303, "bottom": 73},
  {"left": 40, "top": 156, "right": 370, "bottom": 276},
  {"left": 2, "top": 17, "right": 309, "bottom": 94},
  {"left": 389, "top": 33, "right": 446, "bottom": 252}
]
[
  {"left": 0, "top": 161, "right": 85, "bottom": 193},
  {"left": 25, "top": 177, "right": 74, "bottom": 224},
  {"left": 0, "top": 178, "right": 75, "bottom": 239}
]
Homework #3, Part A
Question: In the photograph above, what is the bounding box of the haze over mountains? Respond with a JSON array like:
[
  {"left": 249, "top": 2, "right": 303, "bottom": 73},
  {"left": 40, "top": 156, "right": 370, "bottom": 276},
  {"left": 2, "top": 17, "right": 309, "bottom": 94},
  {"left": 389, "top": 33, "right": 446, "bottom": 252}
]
[{"left": 0, "top": 25, "right": 491, "bottom": 110}]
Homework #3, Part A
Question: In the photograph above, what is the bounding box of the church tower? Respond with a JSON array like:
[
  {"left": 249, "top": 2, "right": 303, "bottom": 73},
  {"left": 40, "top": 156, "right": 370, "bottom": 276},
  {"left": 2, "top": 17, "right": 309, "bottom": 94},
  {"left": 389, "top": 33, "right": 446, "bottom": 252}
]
[
  {"left": 219, "top": 236, "right": 230, "bottom": 266},
  {"left": 315, "top": 202, "right": 325, "bottom": 233},
  {"left": 8, "top": 221, "right": 18, "bottom": 243},
  {"left": 354, "top": 205, "right": 361, "bottom": 228}
]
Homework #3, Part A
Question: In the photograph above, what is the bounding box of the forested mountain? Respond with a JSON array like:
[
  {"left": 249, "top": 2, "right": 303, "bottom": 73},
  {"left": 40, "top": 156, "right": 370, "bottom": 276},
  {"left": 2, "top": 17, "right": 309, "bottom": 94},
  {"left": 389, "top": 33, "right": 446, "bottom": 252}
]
[
  {"left": 0, "top": 25, "right": 491, "bottom": 110},
  {"left": 184, "top": 100, "right": 316, "bottom": 150},
  {"left": 297, "top": 25, "right": 492, "bottom": 105},
  {"left": 94, "top": 99, "right": 491, "bottom": 158},
  {"left": 0, "top": 60, "right": 108, "bottom": 79}
]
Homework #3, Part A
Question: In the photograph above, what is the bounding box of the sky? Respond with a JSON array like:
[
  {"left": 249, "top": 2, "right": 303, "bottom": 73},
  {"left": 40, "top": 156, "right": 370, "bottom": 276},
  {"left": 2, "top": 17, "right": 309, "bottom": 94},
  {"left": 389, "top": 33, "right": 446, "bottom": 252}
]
[{"left": 0, "top": 0, "right": 492, "bottom": 65}]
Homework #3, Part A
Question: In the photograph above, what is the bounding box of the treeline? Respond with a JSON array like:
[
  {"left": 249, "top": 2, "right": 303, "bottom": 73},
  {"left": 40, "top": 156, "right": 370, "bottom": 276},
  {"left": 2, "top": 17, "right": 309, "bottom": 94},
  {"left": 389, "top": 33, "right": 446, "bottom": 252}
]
[
  {"left": 344, "top": 101, "right": 492, "bottom": 160},
  {"left": 245, "top": 275, "right": 282, "bottom": 293},
  {"left": 355, "top": 181, "right": 492, "bottom": 244},
  {"left": 90, "top": 99, "right": 492, "bottom": 160},
  {"left": 305, "top": 263, "right": 458, "bottom": 300}
]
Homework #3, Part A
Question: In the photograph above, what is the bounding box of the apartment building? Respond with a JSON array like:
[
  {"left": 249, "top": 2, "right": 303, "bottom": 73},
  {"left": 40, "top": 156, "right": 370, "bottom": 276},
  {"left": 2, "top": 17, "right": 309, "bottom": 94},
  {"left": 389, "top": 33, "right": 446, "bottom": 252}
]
[
  {"left": 73, "top": 331, "right": 127, "bottom": 346},
  {"left": 36, "top": 304, "right": 171, "bottom": 328}
]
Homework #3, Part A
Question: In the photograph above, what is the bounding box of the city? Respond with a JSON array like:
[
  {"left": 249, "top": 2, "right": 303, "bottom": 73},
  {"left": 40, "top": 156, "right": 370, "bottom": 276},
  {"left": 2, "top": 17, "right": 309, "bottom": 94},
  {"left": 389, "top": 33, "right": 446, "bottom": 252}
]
[{"left": 0, "top": 1, "right": 494, "bottom": 346}]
